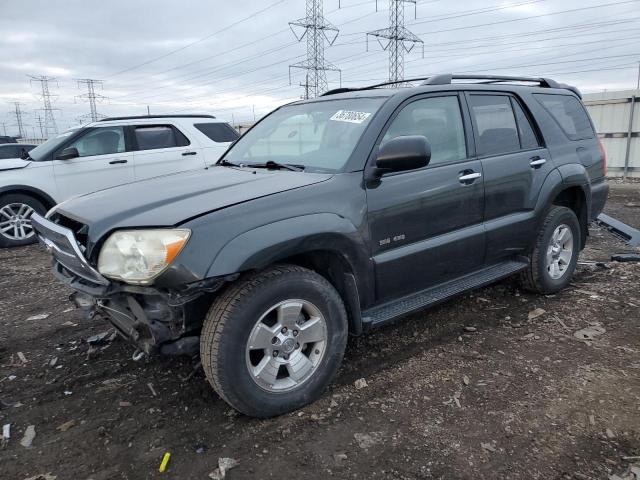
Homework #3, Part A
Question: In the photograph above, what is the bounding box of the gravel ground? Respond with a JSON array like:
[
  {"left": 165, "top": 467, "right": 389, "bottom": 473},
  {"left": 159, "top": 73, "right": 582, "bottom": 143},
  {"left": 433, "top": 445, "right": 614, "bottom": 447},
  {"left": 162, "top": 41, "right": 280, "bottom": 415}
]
[{"left": 1, "top": 181, "right": 639, "bottom": 480}]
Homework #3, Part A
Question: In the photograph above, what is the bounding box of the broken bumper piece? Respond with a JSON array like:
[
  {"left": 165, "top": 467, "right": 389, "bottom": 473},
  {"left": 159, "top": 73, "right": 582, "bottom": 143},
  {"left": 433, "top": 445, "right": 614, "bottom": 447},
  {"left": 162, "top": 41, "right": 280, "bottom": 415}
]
[{"left": 31, "top": 212, "right": 224, "bottom": 357}]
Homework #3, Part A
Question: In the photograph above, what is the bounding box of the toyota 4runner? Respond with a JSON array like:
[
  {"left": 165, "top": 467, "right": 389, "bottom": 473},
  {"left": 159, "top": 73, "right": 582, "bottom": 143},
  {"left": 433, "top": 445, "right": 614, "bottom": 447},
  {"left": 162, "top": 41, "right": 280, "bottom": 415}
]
[{"left": 32, "top": 74, "right": 608, "bottom": 418}]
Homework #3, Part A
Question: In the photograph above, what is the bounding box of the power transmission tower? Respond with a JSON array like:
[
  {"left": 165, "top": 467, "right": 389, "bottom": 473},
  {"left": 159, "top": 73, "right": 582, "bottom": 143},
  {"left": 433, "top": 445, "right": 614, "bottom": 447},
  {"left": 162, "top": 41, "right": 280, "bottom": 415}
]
[
  {"left": 29, "top": 75, "right": 59, "bottom": 138},
  {"left": 9, "top": 102, "right": 27, "bottom": 138},
  {"left": 76, "top": 78, "right": 108, "bottom": 123},
  {"left": 289, "top": 0, "right": 341, "bottom": 99},
  {"left": 366, "top": 0, "right": 423, "bottom": 84},
  {"left": 34, "top": 114, "right": 45, "bottom": 139}
]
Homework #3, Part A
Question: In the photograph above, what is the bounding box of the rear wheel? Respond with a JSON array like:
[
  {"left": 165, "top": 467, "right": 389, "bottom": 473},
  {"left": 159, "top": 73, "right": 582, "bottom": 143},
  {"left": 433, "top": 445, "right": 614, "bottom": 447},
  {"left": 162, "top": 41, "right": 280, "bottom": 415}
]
[
  {"left": 200, "top": 265, "right": 348, "bottom": 418},
  {"left": 520, "top": 206, "right": 580, "bottom": 294},
  {"left": 0, "top": 194, "right": 46, "bottom": 248}
]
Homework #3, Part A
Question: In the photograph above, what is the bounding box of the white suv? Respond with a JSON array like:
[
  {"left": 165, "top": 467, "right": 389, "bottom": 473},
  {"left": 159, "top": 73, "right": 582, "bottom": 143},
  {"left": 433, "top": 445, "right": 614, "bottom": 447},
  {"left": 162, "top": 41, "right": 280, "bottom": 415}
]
[{"left": 0, "top": 115, "right": 239, "bottom": 247}]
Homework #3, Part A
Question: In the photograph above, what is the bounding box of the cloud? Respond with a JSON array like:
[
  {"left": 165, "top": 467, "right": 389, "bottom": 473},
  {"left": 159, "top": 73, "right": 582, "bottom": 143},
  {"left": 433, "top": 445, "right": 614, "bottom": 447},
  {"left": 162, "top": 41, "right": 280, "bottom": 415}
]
[{"left": 0, "top": 0, "right": 638, "bottom": 136}]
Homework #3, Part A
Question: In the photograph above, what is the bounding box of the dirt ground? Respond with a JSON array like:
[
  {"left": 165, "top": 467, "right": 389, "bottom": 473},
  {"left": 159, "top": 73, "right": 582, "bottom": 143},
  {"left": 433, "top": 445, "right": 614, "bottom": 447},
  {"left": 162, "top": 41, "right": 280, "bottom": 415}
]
[{"left": 1, "top": 182, "right": 639, "bottom": 480}]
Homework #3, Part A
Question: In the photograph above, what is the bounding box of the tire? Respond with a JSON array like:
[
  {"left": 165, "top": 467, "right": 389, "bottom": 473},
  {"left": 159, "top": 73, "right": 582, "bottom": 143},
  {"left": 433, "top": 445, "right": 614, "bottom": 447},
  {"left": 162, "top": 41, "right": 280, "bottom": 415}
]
[
  {"left": 0, "top": 193, "right": 46, "bottom": 248},
  {"left": 520, "top": 206, "right": 581, "bottom": 294},
  {"left": 200, "top": 264, "right": 348, "bottom": 418}
]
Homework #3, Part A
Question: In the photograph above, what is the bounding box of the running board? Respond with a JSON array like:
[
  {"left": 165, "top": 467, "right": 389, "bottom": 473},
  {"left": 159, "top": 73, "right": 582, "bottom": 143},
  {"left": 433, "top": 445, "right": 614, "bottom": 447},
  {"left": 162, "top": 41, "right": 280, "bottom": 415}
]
[{"left": 362, "top": 260, "right": 528, "bottom": 328}]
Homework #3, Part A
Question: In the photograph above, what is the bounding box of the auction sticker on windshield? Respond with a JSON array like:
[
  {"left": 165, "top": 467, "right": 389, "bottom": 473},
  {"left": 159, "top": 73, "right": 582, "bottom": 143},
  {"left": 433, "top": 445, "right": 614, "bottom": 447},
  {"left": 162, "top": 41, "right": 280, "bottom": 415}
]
[{"left": 330, "top": 110, "right": 372, "bottom": 124}]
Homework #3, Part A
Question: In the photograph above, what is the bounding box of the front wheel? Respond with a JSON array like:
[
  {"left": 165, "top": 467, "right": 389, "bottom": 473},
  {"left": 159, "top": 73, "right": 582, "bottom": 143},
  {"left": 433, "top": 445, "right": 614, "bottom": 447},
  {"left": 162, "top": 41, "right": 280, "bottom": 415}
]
[
  {"left": 0, "top": 194, "right": 46, "bottom": 248},
  {"left": 520, "top": 206, "right": 581, "bottom": 294},
  {"left": 200, "top": 265, "right": 348, "bottom": 418}
]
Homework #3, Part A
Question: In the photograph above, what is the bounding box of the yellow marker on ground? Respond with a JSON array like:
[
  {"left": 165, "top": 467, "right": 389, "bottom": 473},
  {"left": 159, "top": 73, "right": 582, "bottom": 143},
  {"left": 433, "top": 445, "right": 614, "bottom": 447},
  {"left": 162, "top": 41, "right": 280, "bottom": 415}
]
[{"left": 159, "top": 452, "right": 171, "bottom": 473}]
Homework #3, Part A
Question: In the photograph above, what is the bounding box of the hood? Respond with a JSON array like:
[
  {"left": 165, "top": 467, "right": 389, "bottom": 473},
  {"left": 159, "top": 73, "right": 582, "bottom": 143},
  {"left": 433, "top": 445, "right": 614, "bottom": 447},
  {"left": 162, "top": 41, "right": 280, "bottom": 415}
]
[
  {"left": 0, "top": 158, "right": 31, "bottom": 171},
  {"left": 56, "top": 166, "right": 332, "bottom": 239}
]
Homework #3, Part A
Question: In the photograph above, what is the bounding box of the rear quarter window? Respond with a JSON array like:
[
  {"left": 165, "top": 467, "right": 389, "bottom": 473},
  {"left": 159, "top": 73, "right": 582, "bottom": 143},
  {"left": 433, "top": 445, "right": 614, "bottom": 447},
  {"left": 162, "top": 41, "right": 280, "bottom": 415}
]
[
  {"left": 133, "top": 125, "right": 190, "bottom": 150},
  {"left": 534, "top": 94, "right": 594, "bottom": 140},
  {"left": 194, "top": 123, "right": 240, "bottom": 143}
]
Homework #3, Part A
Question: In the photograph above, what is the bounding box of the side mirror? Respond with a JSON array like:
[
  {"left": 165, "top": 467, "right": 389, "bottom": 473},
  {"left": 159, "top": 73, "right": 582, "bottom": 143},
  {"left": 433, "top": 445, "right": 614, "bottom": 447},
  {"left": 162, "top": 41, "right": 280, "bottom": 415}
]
[
  {"left": 373, "top": 135, "right": 431, "bottom": 177},
  {"left": 57, "top": 147, "right": 79, "bottom": 160}
]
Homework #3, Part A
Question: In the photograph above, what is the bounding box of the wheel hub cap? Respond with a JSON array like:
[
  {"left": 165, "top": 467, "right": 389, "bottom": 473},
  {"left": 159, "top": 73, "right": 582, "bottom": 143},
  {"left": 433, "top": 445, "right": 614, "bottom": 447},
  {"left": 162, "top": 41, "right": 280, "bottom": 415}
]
[
  {"left": 245, "top": 299, "right": 328, "bottom": 393},
  {"left": 545, "top": 224, "right": 574, "bottom": 280}
]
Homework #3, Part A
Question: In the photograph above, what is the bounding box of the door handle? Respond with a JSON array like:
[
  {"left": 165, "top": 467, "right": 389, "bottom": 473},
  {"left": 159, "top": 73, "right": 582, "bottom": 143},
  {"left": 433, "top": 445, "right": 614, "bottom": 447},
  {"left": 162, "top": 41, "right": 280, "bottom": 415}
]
[
  {"left": 458, "top": 171, "right": 482, "bottom": 183},
  {"left": 109, "top": 159, "right": 128, "bottom": 165},
  {"left": 529, "top": 157, "right": 547, "bottom": 168},
  {"left": 182, "top": 151, "right": 197, "bottom": 156}
]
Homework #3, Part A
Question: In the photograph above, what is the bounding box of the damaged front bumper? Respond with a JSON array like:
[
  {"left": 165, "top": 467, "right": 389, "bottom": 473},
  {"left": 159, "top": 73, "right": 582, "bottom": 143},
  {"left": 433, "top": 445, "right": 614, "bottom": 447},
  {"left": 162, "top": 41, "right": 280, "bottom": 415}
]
[{"left": 31, "top": 213, "right": 227, "bottom": 357}]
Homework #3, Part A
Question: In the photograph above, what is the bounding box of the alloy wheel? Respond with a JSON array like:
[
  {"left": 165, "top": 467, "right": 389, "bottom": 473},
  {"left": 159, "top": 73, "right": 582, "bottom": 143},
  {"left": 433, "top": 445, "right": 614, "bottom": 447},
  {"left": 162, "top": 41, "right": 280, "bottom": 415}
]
[{"left": 0, "top": 203, "right": 36, "bottom": 241}]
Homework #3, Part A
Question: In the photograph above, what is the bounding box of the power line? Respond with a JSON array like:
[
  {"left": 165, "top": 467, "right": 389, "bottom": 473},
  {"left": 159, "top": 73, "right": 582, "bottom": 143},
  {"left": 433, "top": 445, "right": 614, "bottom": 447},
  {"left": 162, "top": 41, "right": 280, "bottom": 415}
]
[
  {"left": 29, "top": 75, "right": 59, "bottom": 138},
  {"left": 76, "top": 79, "right": 108, "bottom": 122},
  {"left": 366, "top": 0, "right": 423, "bottom": 84},
  {"left": 289, "top": 0, "right": 341, "bottom": 98},
  {"left": 105, "top": 0, "right": 288, "bottom": 79}
]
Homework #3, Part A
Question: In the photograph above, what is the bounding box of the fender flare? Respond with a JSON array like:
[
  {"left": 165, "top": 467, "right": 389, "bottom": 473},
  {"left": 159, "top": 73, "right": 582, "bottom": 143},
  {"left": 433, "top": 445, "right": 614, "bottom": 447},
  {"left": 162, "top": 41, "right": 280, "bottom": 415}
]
[
  {"left": 206, "top": 212, "right": 373, "bottom": 303},
  {"left": 208, "top": 213, "right": 370, "bottom": 276},
  {"left": 0, "top": 184, "right": 57, "bottom": 208}
]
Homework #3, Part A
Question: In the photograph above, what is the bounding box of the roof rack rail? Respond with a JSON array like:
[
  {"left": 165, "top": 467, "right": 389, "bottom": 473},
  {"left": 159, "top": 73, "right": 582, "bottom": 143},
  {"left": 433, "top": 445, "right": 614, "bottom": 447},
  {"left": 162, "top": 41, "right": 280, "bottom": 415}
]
[
  {"left": 321, "top": 77, "right": 433, "bottom": 96},
  {"left": 99, "top": 114, "right": 216, "bottom": 122},
  {"left": 320, "top": 74, "right": 581, "bottom": 98},
  {"left": 422, "top": 74, "right": 561, "bottom": 88}
]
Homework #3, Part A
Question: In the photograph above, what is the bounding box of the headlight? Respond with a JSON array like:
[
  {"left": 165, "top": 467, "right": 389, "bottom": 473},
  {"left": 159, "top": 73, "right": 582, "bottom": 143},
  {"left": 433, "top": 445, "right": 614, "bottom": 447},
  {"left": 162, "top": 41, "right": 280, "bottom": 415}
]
[{"left": 97, "top": 229, "right": 190, "bottom": 284}]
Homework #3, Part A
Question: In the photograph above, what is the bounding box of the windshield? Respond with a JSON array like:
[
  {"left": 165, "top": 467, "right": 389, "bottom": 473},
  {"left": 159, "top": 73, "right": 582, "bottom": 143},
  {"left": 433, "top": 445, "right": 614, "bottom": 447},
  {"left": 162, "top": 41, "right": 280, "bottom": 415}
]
[
  {"left": 28, "top": 127, "right": 82, "bottom": 161},
  {"left": 222, "top": 97, "right": 386, "bottom": 172}
]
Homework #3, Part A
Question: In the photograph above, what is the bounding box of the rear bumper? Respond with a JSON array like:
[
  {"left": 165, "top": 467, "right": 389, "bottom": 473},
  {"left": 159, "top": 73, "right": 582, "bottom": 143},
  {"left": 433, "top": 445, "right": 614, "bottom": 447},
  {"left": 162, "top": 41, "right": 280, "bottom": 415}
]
[{"left": 590, "top": 179, "right": 609, "bottom": 221}]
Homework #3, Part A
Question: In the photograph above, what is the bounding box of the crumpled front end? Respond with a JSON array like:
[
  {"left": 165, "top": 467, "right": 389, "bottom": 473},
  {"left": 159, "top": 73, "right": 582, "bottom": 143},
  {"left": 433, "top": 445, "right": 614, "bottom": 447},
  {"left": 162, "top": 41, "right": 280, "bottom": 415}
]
[{"left": 31, "top": 212, "right": 223, "bottom": 358}]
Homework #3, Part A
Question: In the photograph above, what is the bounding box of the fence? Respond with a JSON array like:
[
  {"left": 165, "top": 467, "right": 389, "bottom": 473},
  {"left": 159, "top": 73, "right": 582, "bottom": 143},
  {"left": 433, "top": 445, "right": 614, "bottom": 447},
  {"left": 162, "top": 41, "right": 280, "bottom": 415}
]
[{"left": 583, "top": 90, "right": 639, "bottom": 178}]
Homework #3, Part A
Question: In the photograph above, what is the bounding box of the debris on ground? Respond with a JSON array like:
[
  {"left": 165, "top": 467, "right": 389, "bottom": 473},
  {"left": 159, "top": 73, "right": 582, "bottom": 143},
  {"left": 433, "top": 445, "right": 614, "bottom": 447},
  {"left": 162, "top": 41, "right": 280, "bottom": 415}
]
[
  {"left": 159, "top": 452, "right": 171, "bottom": 473},
  {"left": 56, "top": 420, "right": 75, "bottom": 432},
  {"left": 208, "top": 458, "right": 239, "bottom": 479},
  {"left": 574, "top": 324, "right": 606, "bottom": 341},
  {"left": 354, "top": 432, "right": 383, "bottom": 450},
  {"left": 354, "top": 378, "right": 368, "bottom": 390},
  {"left": 612, "top": 253, "right": 640, "bottom": 262},
  {"left": 26, "top": 313, "right": 50, "bottom": 321},
  {"left": 16, "top": 352, "right": 27, "bottom": 364},
  {"left": 528, "top": 308, "right": 546, "bottom": 320},
  {"left": 463, "top": 375, "right": 470, "bottom": 386},
  {"left": 20, "top": 425, "right": 36, "bottom": 448},
  {"left": 333, "top": 453, "right": 348, "bottom": 465},
  {"left": 2, "top": 423, "right": 10, "bottom": 447},
  {"left": 609, "top": 463, "right": 640, "bottom": 480},
  {"left": 86, "top": 329, "right": 116, "bottom": 345},
  {"left": 481, "top": 442, "right": 497, "bottom": 453},
  {"left": 147, "top": 382, "right": 158, "bottom": 397},
  {"left": 23, "top": 474, "right": 57, "bottom": 480}
]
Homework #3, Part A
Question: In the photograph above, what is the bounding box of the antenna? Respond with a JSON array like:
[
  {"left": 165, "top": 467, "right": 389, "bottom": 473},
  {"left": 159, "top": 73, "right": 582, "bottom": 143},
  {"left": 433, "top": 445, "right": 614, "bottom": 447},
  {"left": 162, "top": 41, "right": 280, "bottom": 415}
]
[
  {"left": 289, "top": 0, "right": 341, "bottom": 98},
  {"left": 76, "top": 78, "right": 108, "bottom": 123},
  {"left": 366, "top": 0, "right": 423, "bottom": 85},
  {"left": 29, "top": 75, "right": 60, "bottom": 138}
]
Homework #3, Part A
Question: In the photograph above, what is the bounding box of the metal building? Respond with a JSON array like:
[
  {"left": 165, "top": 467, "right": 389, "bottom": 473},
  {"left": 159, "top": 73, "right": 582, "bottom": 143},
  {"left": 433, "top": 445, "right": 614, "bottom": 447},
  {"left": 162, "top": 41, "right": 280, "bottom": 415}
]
[{"left": 583, "top": 90, "right": 639, "bottom": 178}]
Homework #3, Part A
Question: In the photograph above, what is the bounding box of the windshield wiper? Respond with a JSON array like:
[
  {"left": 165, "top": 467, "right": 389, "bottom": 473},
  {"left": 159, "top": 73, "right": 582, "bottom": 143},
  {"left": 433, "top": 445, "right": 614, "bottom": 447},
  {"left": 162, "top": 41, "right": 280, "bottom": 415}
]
[
  {"left": 246, "top": 160, "right": 305, "bottom": 172},
  {"left": 219, "top": 159, "right": 240, "bottom": 167}
]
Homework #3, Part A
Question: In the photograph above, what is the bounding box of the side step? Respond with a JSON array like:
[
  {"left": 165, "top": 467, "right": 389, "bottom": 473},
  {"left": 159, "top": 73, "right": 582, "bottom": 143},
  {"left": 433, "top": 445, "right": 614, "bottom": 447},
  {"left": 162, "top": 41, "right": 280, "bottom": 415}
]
[{"left": 362, "top": 260, "right": 528, "bottom": 328}]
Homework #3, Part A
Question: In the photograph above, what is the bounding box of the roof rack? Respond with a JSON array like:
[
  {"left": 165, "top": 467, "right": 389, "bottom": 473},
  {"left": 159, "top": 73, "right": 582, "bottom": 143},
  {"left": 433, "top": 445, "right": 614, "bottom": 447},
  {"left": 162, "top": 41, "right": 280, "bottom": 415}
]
[
  {"left": 321, "top": 74, "right": 581, "bottom": 98},
  {"left": 99, "top": 114, "right": 216, "bottom": 122}
]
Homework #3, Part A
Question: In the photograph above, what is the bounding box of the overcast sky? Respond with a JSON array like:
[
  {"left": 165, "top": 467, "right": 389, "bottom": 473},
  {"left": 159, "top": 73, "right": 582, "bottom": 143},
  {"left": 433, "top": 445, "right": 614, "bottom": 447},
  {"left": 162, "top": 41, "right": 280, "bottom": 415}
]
[{"left": 0, "top": 0, "right": 638, "bottom": 137}]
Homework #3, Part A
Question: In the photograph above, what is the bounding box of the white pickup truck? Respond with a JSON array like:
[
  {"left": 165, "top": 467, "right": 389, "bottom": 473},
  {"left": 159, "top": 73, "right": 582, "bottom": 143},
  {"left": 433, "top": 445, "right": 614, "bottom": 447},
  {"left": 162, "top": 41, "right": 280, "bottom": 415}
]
[{"left": 0, "top": 114, "right": 239, "bottom": 247}]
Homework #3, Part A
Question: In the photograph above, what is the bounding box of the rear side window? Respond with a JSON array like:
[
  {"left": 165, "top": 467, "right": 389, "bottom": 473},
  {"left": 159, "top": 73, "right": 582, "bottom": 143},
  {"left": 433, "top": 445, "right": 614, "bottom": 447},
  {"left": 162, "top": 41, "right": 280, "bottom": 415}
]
[
  {"left": 194, "top": 123, "right": 240, "bottom": 143},
  {"left": 468, "top": 95, "right": 520, "bottom": 156},
  {"left": 134, "top": 125, "right": 190, "bottom": 150},
  {"left": 534, "top": 94, "right": 594, "bottom": 140},
  {"left": 511, "top": 99, "right": 540, "bottom": 150}
]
